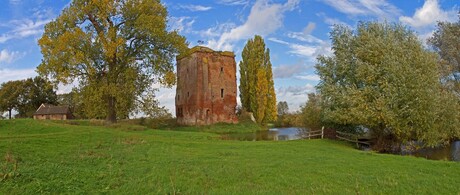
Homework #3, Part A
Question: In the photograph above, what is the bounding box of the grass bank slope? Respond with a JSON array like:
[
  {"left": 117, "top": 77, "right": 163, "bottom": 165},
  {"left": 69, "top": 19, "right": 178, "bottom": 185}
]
[{"left": 0, "top": 119, "right": 459, "bottom": 194}]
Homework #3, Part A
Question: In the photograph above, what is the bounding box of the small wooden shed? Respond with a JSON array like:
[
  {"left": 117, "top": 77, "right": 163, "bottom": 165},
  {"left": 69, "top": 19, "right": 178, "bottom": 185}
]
[{"left": 33, "top": 104, "right": 73, "bottom": 120}]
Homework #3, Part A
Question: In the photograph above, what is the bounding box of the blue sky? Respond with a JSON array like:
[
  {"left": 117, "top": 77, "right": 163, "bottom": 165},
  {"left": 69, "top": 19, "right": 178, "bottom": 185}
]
[{"left": 0, "top": 0, "right": 459, "bottom": 114}]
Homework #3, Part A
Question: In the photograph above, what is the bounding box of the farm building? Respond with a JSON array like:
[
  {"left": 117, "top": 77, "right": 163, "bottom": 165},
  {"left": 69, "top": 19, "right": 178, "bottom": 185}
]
[
  {"left": 175, "top": 46, "right": 238, "bottom": 125},
  {"left": 33, "top": 104, "right": 73, "bottom": 120}
]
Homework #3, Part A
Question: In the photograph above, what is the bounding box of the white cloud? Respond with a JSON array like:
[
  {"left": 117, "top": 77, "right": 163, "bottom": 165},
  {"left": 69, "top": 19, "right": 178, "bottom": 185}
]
[
  {"left": 303, "top": 22, "right": 316, "bottom": 35},
  {"left": 156, "top": 87, "right": 177, "bottom": 115},
  {"left": 267, "top": 37, "right": 289, "bottom": 45},
  {"left": 169, "top": 17, "right": 195, "bottom": 33},
  {"left": 316, "top": 12, "right": 351, "bottom": 28},
  {"left": 269, "top": 38, "right": 328, "bottom": 59},
  {"left": 56, "top": 81, "right": 78, "bottom": 95},
  {"left": 206, "top": 0, "right": 300, "bottom": 50},
  {"left": 273, "top": 62, "right": 310, "bottom": 79},
  {"left": 32, "top": 7, "right": 54, "bottom": 20},
  {"left": 0, "top": 49, "right": 23, "bottom": 64},
  {"left": 269, "top": 22, "right": 332, "bottom": 60},
  {"left": 276, "top": 84, "right": 315, "bottom": 111},
  {"left": 359, "top": 0, "right": 402, "bottom": 19},
  {"left": 217, "top": 0, "right": 249, "bottom": 6},
  {"left": 324, "top": 17, "right": 349, "bottom": 27},
  {"left": 400, "top": 0, "right": 458, "bottom": 29},
  {"left": 322, "top": 0, "right": 402, "bottom": 20},
  {"left": 179, "top": 4, "right": 212, "bottom": 12},
  {"left": 0, "top": 68, "right": 37, "bottom": 84},
  {"left": 0, "top": 35, "right": 13, "bottom": 43},
  {"left": 312, "top": 41, "right": 333, "bottom": 57},
  {"left": 288, "top": 44, "right": 317, "bottom": 58},
  {"left": 198, "top": 22, "right": 236, "bottom": 38},
  {"left": 323, "top": 0, "right": 366, "bottom": 15},
  {"left": 206, "top": 39, "right": 234, "bottom": 51},
  {"left": 0, "top": 18, "right": 51, "bottom": 43},
  {"left": 277, "top": 84, "right": 315, "bottom": 96},
  {"left": 295, "top": 74, "right": 320, "bottom": 81},
  {"left": 287, "top": 33, "right": 323, "bottom": 43}
]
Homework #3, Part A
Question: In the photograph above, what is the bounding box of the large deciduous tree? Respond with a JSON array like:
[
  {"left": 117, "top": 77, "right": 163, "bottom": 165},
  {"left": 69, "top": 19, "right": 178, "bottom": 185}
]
[
  {"left": 239, "top": 35, "right": 277, "bottom": 124},
  {"left": 38, "top": 0, "right": 187, "bottom": 123},
  {"left": 316, "top": 22, "right": 459, "bottom": 148},
  {"left": 428, "top": 14, "right": 460, "bottom": 96}
]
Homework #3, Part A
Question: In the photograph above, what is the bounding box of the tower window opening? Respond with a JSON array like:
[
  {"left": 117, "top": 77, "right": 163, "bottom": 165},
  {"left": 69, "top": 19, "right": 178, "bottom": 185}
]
[{"left": 221, "top": 89, "right": 224, "bottom": 98}]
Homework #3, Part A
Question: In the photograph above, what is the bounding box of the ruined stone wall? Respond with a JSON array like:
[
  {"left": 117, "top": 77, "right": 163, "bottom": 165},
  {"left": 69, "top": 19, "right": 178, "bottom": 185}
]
[{"left": 176, "top": 46, "right": 238, "bottom": 125}]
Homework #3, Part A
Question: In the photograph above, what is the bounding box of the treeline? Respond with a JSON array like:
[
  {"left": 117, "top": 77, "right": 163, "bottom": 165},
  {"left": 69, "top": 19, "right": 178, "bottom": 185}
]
[
  {"left": 0, "top": 77, "right": 57, "bottom": 119},
  {"left": 0, "top": 77, "right": 172, "bottom": 120}
]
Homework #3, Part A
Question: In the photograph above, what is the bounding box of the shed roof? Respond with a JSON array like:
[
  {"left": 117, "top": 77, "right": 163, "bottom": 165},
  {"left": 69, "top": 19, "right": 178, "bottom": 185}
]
[{"left": 34, "top": 104, "right": 70, "bottom": 115}]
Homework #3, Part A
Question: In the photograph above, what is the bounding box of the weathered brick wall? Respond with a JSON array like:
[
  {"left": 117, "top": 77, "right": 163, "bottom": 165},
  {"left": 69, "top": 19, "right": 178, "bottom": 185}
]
[
  {"left": 176, "top": 46, "right": 238, "bottom": 125},
  {"left": 33, "top": 114, "right": 68, "bottom": 120}
]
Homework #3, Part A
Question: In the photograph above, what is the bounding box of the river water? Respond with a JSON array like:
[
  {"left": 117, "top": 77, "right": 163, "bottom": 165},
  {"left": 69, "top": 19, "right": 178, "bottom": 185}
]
[
  {"left": 221, "top": 127, "right": 308, "bottom": 141},
  {"left": 401, "top": 141, "right": 460, "bottom": 161}
]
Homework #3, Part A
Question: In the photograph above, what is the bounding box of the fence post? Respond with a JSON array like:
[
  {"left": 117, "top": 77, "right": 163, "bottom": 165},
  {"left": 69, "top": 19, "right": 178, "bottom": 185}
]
[
  {"left": 355, "top": 136, "right": 359, "bottom": 148},
  {"left": 321, "top": 126, "right": 324, "bottom": 139}
]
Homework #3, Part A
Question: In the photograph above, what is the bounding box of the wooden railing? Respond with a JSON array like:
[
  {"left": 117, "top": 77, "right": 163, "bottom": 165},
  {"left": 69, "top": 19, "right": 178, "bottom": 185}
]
[
  {"left": 304, "top": 127, "right": 324, "bottom": 139},
  {"left": 336, "top": 130, "right": 371, "bottom": 147}
]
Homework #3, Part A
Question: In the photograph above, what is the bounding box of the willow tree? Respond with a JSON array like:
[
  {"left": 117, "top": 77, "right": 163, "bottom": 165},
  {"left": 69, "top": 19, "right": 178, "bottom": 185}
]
[
  {"left": 428, "top": 14, "right": 460, "bottom": 96},
  {"left": 38, "top": 0, "right": 187, "bottom": 122},
  {"left": 316, "top": 22, "right": 459, "bottom": 147},
  {"left": 239, "top": 35, "right": 277, "bottom": 123}
]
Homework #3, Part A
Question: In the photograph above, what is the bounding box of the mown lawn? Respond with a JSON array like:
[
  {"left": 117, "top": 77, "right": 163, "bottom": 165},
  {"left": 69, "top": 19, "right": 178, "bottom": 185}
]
[{"left": 0, "top": 119, "right": 459, "bottom": 194}]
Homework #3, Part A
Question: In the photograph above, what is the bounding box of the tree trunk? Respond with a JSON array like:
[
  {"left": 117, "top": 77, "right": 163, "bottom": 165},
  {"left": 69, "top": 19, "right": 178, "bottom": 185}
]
[
  {"left": 106, "top": 96, "right": 117, "bottom": 123},
  {"left": 8, "top": 109, "right": 11, "bottom": 119}
]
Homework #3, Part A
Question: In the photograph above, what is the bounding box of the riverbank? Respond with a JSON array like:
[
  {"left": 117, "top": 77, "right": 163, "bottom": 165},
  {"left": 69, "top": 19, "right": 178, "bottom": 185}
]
[{"left": 1, "top": 119, "right": 459, "bottom": 194}]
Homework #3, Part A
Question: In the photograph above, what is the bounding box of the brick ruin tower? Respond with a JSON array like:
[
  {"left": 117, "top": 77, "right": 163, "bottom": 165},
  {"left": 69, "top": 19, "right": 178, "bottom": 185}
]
[{"left": 175, "top": 46, "right": 238, "bottom": 125}]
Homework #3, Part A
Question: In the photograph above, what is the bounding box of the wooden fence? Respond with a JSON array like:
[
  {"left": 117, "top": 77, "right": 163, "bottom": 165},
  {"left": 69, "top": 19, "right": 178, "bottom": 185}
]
[
  {"left": 304, "top": 127, "right": 324, "bottom": 139},
  {"left": 336, "top": 130, "right": 371, "bottom": 147}
]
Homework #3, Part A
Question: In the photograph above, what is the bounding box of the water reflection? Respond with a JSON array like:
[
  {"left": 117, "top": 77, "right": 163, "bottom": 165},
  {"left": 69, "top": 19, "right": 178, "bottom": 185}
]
[
  {"left": 221, "top": 127, "right": 308, "bottom": 141},
  {"left": 401, "top": 141, "right": 460, "bottom": 161},
  {"left": 452, "top": 141, "right": 460, "bottom": 161}
]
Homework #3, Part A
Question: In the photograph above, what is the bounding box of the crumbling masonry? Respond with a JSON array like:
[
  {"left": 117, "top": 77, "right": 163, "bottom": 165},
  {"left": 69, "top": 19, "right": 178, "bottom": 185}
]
[{"left": 175, "top": 46, "right": 238, "bottom": 125}]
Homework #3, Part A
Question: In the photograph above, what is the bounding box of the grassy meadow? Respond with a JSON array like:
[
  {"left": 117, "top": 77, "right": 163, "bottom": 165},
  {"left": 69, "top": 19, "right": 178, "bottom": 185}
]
[{"left": 0, "top": 119, "right": 459, "bottom": 194}]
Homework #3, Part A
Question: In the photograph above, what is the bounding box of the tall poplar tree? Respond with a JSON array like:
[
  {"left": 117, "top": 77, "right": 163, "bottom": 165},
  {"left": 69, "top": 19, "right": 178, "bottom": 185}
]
[
  {"left": 239, "top": 35, "right": 277, "bottom": 123},
  {"left": 38, "top": 0, "right": 187, "bottom": 123}
]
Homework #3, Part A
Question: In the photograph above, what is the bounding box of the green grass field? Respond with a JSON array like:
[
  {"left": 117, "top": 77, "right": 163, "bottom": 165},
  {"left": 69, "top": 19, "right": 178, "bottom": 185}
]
[{"left": 1, "top": 119, "right": 459, "bottom": 194}]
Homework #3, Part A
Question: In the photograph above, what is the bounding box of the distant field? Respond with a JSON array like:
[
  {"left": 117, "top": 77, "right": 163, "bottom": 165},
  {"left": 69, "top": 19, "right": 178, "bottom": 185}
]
[{"left": 1, "top": 119, "right": 459, "bottom": 194}]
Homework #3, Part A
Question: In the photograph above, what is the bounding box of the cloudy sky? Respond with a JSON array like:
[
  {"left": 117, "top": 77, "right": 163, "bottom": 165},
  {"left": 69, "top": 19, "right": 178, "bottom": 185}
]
[{"left": 0, "top": 0, "right": 458, "bottom": 114}]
